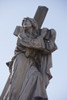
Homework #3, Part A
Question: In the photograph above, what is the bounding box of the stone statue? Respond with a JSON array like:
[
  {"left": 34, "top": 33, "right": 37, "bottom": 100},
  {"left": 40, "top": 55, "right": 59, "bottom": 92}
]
[{"left": 1, "top": 6, "right": 57, "bottom": 100}]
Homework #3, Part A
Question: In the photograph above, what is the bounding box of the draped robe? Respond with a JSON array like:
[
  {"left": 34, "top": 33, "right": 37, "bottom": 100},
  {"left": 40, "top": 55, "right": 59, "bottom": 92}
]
[{"left": 3, "top": 28, "right": 57, "bottom": 100}]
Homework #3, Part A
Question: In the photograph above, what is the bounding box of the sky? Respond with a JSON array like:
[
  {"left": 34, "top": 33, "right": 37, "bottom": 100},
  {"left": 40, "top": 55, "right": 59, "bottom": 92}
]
[{"left": 0, "top": 0, "right": 67, "bottom": 100}]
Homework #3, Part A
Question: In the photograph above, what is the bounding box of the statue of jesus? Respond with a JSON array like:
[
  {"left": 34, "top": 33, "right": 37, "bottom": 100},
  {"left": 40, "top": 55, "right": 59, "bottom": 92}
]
[{"left": 3, "top": 17, "right": 57, "bottom": 100}]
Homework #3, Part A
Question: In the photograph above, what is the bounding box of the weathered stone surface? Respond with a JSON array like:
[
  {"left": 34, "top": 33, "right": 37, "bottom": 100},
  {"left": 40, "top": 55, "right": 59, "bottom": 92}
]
[
  {"left": 1, "top": 6, "right": 57, "bottom": 100},
  {"left": 34, "top": 6, "right": 48, "bottom": 29}
]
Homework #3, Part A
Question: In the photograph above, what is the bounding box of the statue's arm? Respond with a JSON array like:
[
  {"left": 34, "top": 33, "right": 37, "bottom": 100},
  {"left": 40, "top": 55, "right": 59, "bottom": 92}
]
[
  {"left": 17, "top": 28, "right": 57, "bottom": 54},
  {"left": 18, "top": 33, "right": 45, "bottom": 51},
  {"left": 43, "top": 29, "right": 57, "bottom": 54}
]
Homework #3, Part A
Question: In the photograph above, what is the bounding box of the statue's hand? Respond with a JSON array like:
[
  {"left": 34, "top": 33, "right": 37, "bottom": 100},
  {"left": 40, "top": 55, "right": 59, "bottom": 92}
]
[{"left": 18, "top": 32, "right": 27, "bottom": 40}]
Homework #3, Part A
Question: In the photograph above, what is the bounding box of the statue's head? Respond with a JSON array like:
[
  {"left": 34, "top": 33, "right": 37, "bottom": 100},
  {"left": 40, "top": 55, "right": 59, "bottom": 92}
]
[
  {"left": 22, "top": 17, "right": 38, "bottom": 31},
  {"left": 22, "top": 17, "right": 39, "bottom": 38}
]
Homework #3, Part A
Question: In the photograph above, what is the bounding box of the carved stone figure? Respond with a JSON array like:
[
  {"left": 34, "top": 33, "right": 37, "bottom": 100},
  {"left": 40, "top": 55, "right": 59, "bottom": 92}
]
[{"left": 1, "top": 6, "right": 57, "bottom": 100}]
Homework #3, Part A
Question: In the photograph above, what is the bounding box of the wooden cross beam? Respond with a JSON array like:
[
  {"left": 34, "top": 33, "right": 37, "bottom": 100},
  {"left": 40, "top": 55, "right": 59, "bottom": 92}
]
[{"left": 0, "top": 6, "right": 48, "bottom": 99}]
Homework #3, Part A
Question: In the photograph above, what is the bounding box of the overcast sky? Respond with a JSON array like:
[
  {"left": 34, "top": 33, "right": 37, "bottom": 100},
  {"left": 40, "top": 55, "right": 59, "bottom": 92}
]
[{"left": 0, "top": 0, "right": 67, "bottom": 100}]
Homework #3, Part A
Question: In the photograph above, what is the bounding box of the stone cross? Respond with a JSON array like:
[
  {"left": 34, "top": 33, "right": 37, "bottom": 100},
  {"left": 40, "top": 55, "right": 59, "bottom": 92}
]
[{"left": 34, "top": 6, "right": 48, "bottom": 29}]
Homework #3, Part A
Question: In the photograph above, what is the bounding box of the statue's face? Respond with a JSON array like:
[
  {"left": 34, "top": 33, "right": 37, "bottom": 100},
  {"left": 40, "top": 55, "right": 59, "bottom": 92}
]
[
  {"left": 22, "top": 19, "right": 32, "bottom": 29},
  {"left": 22, "top": 18, "right": 38, "bottom": 37}
]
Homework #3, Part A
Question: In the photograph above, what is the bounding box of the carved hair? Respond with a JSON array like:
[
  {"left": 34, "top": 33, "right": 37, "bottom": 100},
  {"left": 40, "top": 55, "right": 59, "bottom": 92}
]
[
  {"left": 22, "top": 17, "right": 39, "bottom": 38},
  {"left": 22, "top": 17, "right": 38, "bottom": 31}
]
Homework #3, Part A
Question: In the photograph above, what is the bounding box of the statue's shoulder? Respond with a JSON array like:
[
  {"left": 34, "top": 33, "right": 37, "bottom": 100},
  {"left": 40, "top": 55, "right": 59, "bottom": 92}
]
[
  {"left": 40, "top": 28, "right": 48, "bottom": 34},
  {"left": 39, "top": 28, "right": 48, "bottom": 37},
  {"left": 41, "top": 27, "right": 48, "bottom": 31}
]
